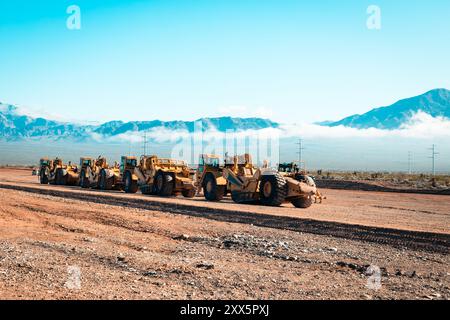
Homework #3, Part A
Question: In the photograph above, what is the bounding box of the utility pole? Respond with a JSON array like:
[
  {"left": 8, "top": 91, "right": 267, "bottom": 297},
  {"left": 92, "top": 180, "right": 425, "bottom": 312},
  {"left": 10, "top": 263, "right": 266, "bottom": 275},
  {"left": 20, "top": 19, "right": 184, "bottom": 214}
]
[
  {"left": 429, "top": 144, "right": 439, "bottom": 176},
  {"left": 296, "top": 138, "right": 304, "bottom": 163},
  {"left": 143, "top": 131, "right": 147, "bottom": 156},
  {"left": 407, "top": 151, "right": 412, "bottom": 174}
]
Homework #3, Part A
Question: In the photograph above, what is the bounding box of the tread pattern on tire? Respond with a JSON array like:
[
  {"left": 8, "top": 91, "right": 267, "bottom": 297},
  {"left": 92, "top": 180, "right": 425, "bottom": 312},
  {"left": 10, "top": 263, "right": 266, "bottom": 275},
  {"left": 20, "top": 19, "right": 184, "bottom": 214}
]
[
  {"left": 203, "top": 173, "right": 224, "bottom": 201},
  {"left": 291, "top": 196, "right": 313, "bottom": 208},
  {"left": 157, "top": 172, "right": 174, "bottom": 197},
  {"left": 80, "top": 169, "right": 89, "bottom": 188},
  {"left": 124, "top": 171, "right": 138, "bottom": 193},
  {"left": 40, "top": 169, "right": 49, "bottom": 184},
  {"left": 100, "top": 169, "right": 114, "bottom": 190},
  {"left": 259, "top": 173, "right": 287, "bottom": 206},
  {"left": 56, "top": 168, "right": 67, "bottom": 186}
]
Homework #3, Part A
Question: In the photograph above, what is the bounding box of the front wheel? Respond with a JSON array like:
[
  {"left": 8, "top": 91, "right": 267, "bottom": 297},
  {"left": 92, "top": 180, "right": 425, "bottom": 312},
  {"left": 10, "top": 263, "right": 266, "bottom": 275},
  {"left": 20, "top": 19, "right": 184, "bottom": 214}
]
[
  {"left": 124, "top": 171, "right": 138, "bottom": 193},
  {"left": 291, "top": 196, "right": 313, "bottom": 208},
  {"left": 202, "top": 173, "right": 224, "bottom": 201},
  {"left": 80, "top": 170, "right": 90, "bottom": 188},
  {"left": 154, "top": 171, "right": 174, "bottom": 196}
]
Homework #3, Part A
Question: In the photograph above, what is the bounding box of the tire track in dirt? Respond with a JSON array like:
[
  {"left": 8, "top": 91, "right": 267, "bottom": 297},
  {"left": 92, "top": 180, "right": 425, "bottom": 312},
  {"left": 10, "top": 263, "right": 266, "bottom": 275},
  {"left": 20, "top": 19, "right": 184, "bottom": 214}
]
[{"left": 1, "top": 182, "right": 449, "bottom": 254}]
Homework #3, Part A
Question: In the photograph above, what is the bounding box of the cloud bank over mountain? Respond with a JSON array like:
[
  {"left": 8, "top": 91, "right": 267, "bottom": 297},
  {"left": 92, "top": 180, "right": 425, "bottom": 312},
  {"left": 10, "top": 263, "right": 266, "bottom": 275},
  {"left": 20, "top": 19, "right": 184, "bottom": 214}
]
[{"left": 1, "top": 89, "right": 449, "bottom": 143}]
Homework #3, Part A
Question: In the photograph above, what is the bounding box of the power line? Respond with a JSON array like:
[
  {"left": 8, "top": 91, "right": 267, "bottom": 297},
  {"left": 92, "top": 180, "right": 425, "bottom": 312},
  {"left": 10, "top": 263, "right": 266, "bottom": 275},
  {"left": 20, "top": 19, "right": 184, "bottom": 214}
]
[
  {"left": 142, "top": 131, "right": 147, "bottom": 155},
  {"left": 407, "top": 151, "right": 412, "bottom": 174},
  {"left": 428, "top": 144, "right": 439, "bottom": 176},
  {"left": 296, "top": 138, "right": 304, "bottom": 163}
]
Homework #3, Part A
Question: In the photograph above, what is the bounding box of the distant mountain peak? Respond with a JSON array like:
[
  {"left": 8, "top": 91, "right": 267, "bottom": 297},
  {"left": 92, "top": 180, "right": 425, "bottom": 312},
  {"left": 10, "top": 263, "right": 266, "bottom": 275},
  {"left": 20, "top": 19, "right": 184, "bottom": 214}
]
[
  {"left": 324, "top": 88, "right": 450, "bottom": 129},
  {"left": 0, "top": 102, "right": 279, "bottom": 141}
]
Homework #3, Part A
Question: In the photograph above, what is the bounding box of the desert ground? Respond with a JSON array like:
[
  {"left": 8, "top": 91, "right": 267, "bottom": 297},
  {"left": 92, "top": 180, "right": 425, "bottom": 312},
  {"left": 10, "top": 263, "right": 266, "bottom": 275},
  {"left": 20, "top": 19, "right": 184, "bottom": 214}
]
[{"left": 0, "top": 168, "right": 448, "bottom": 300}]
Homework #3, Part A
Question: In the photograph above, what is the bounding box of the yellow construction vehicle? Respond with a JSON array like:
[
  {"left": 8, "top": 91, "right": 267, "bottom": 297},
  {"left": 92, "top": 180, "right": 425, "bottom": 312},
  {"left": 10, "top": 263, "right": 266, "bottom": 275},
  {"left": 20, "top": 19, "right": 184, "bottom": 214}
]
[
  {"left": 39, "top": 157, "right": 79, "bottom": 186},
  {"left": 221, "top": 154, "right": 317, "bottom": 208},
  {"left": 121, "top": 155, "right": 196, "bottom": 197},
  {"left": 120, "top": 156, "right": 139, "bottom": 193},
  {"left": 58, "top": 161, "right": 80, "bottom": 186},
  {"left": 79, "top": 156, "right": 108, "bottom": 188},
  {"left": 277, "top": 162, "right": 322, "bottom": 208},
  {"left": 195, "top": 154, "right": 229, "bottom": 201},
  {"left": 98, "top": 161, "right": 122, "bottom": 190},
  {"left": 38, "top": 157, "right": 57, "bottom": 184}
]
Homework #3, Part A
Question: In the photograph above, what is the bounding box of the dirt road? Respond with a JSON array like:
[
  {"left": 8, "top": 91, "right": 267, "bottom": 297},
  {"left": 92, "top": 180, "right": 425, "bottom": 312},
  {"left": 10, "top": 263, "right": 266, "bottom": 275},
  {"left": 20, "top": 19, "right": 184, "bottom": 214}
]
[{"left": 0, "top": 168, "right": 448, "bottom": 299}]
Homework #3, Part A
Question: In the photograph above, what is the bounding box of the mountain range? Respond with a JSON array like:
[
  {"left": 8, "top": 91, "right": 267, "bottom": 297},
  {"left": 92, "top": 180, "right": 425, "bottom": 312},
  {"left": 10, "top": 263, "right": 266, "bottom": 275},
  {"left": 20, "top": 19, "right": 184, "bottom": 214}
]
[
  {"left": 323, "top": 88, "right": 450, "bottom": 129},
  {"left": 0, "top": 103, "right": 278, "bottom": 141},
  {"left": 1, "top": 88, "right": 449, "bottom": 141}
]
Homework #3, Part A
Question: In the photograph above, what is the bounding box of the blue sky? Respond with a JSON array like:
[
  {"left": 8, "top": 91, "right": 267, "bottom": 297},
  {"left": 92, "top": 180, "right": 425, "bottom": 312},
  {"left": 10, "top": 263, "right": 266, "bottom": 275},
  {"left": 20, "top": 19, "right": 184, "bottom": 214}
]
[{"left": 1, "top": 0, "right": 449, "bottom": 123}]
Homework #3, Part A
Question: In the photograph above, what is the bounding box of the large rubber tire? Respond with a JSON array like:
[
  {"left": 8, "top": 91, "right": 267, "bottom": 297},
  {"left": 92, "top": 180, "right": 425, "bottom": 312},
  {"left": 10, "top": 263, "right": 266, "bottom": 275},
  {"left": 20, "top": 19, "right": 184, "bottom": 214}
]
[
  {"left": 124, "top": 171, "right": 138, "bottom": 193},
  {"left": 182, "top": 188, "right": 196, "bottom": 198},
  {"left": 99, "top": 169, "right": 113, "bottom": 190},
  {"left": 291, "top": 196, "right": 313, "bottom": 209},
  {"left": 154, "top": 171, "right": 174, "bottom": 197},
  {"left": 202, "top": 173, "right": 224, "bottom": 201},
  {"left": 98, "top": 169, "right": 106, "bottom": 190},
  {"left": 56, "top": 168, "right": 67, "bottom": 185},
  {"left": 80, "top": 169, "right": 90, "bottom": 188},
  {"left": 160, "top": 172, "right": 175, "bottom": 196},
  {"left": 39, "top": 169, "right": 48, "bottom": 184},
  {"left": 259, "top": 173, "right": 287, "bottom": 207}
]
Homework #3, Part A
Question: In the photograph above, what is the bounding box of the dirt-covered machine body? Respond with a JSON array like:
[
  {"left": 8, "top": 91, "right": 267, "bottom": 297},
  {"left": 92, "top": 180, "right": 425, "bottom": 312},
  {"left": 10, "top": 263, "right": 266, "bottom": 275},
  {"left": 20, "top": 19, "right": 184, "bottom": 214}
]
[
  {"left": 121, "top": 155, "right": 196, "bottom": 197},
  {"left": 78, "top": 156, "right": 110, "bottom": 188},
  {"left": 278, "top": 162, "right": 323, "bottom": 205},
  {"left": 39, "top": 157, "right": 58, "bottom": 184},
  {"left": 221, "top": 154, "right": 317, "bottom": 208},
  {"left": 58, "top": 163, "right": 80, "bottom": 186},
  {"left": 195, "top": 154, "right": 229, "bottom": 201},
  {"left": 38, "top": 157, "right": 79, "bottom": 186},
  {"left": 99, "top": 161, "right": 122, "bottom": 190}
]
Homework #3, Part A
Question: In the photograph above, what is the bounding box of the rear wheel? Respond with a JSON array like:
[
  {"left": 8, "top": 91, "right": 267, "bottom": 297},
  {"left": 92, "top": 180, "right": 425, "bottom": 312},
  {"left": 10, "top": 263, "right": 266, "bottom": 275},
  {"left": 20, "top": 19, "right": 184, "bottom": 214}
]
[
  {"left": 99, "top": 169, "right": 113, "bottom": 190},
  {"left": 39, "top": 169, "right": 48, "bottom": 184},
  {"left": 154, "top": 171, "right": 174, "bottom": 196},
  {"left": 259, "top": 173, "right": 287, "bottom": 206},
  {"left": 291, "top": 196, "right": 313, "bottom": 208},
  {"left": 80, "top": 170, "right": 90, "bottom": 188},
  {"left": 124, "top": 171, "right": 138, "bottom": 193},
  {"left": 202, "top": 173, "right": 224, "bottom": 201},
  {"left": 99, "top": 169, "right": 106, "bottom": 190},
  {"left": 56, "top": 168, "right": 67, "bottom": 185}
]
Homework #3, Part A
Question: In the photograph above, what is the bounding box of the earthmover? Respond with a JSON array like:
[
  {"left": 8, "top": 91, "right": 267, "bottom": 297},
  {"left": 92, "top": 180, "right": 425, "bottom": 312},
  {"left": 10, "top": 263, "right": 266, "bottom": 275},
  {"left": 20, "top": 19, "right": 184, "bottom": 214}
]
[
  {"left": 195, "top": 154, "right": 229, "bottom": 201},
  {"left": 278, "top": 161, "right": 320, "bottom": 205},
  {"left": 38, "top": 157, "right": 59, "bottom": 184},
  {"left": 220, "top": 154, "right": 317, "bottom": 208},
  {"left": 278, "top": 161, "right": 325, "bottom": 204},
  {"left": 39, "top": 157, "right": 79, "bottom": 186},
  {"left": 79, "top": 156, "right": 108, "bottom": 188},
  {"left": 119, "top": 156, "right": 139, "bottom": 193},
  {"left": 121, "top": 155, "right": 196, "bottom": 197},
  {"left": 98, "top": 160, "right": 122, "bottom": 190},
  {"left": 57, "top": 160, "right": 80, "bottom": 186}
]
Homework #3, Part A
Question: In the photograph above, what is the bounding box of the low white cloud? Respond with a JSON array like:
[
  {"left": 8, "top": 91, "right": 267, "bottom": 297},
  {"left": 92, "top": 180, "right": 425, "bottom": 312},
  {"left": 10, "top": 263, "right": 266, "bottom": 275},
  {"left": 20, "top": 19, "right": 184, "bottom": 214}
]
[
  {"left": 94, "top": 111, "right": 450, "bottom": 143},
  {"left": 279, "top": 111, "right": 450, "bottom": 139},
  {"left": 89, "top": 127, "right": 192, "bottom": 144}
]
